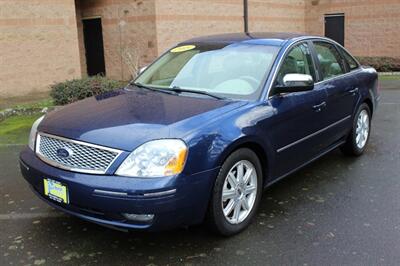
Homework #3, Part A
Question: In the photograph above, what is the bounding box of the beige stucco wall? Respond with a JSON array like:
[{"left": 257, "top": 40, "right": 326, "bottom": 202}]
[
  {"left": 305, "top": 0, "right": 400, "bottom": 58},
  {"left": 0, "top": 0, "right": 82, "bottom": 98}
]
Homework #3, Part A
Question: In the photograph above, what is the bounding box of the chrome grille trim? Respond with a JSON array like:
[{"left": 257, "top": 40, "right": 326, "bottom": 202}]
[{"left": 36, "top": 132, "right": 123, "bottom": 174}]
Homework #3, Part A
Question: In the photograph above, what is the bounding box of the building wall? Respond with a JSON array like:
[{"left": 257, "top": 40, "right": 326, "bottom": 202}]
[
  {"left": 305, "top": 0, "right": 400, "bottom": 58},
  {"left": 0, "top": 0, "right": 82, "bottom": 98},
  {"left": 248, "top": 0, "right": 306, "bottom": 33},
  {"left": 154, "top": 0, "right": 307, "bottom": 55},
  {"left": 75, "top": 0, "right": 87, "bottom": 77},
  {"left": 76, "top": 0, "right": 158, "bottom": 81},
  {"left": 2, "top": 0, "right": 399, "bottom": 98},
  {"left": 154, "top": 0, "right": 244, "bottom": 54}
]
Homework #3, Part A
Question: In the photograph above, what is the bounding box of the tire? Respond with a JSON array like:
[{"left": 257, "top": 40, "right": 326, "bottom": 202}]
[
  {"left": 206, "top": 148, "right": 263, "bottom": 236},
  {"left": 341, "top": 103, "right": 371, "bottom": 156}
]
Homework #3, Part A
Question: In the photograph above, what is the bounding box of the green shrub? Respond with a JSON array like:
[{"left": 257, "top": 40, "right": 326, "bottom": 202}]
[
  {"left": 356, "top": 56, "right": 400, "bottom": 72},
  {"left": 50, "top": 76, "right": 125, "bottom": 105}
]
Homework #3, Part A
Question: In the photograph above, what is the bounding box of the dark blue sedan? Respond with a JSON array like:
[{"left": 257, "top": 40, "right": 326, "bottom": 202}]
[{"left": 20, "top": 33, "right": 379, "bottom": 235}]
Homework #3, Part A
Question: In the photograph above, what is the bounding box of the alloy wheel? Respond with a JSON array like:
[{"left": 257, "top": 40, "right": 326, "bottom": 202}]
[
  {"left": 355, "top": 109, "right": 370, "bottom": 149},
  {"left": 221, "top": 160, "right": 258, "bottom": 224}
]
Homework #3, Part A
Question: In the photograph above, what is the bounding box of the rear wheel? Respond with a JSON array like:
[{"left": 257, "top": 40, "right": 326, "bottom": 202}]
[
  {"left": 206, "top": 148, "right": 263, "bottom": 236},
  {"left": 341, "top": 103, "right": 371, "bottom": 156}
]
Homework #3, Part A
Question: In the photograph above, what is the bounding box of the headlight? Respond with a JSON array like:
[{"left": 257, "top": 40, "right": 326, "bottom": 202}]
[
  {"left": 28, "top": 115, "right": 45, "bottom": 151},
  {"left": 116, "top": 139, "right": 188, "bottom": 178}
]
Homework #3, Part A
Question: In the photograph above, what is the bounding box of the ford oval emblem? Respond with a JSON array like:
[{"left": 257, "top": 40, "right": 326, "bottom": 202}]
[{"left": 56, "top": 147, "right": 73, "bottom": 158}]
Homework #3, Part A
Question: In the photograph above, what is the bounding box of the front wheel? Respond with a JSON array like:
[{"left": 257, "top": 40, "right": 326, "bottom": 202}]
[
  {"left": 206, "top": 148, "right": 263, "bottom": 236},
  {"left": 341, "top": 103, "right": 371, "bottom": 156}
]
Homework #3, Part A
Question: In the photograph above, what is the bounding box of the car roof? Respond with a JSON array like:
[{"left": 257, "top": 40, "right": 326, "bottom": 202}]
[{"left": 179, "top": 32, "right": 318, "bottom": 47}]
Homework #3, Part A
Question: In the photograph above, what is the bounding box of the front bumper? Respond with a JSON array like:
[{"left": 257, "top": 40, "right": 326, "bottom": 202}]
[{"left": 19, "top": 147, "right": 218, "bottom": 231}]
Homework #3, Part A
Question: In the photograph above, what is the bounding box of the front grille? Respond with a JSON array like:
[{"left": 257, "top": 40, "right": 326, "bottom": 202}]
[{"left": 36, "top": 133, "right": 123, "bottom": 174}]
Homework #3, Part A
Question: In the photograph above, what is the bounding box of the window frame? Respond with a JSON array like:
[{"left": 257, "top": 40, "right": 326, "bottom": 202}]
[
  {"left": 335, "top": 44, "right": 360, "bottom": 72},
  {"left": 269, "top": 40, "right": 319, "bottom": 96},
  {"left": 310, "top": 40, "right": 347, "bottom": 82},
  {"left": 266, "top": 37, "right": 363, "bottom": 99}
]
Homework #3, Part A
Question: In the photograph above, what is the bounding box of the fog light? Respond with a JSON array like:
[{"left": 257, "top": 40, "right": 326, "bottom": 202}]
[{"left": 122, "top": 213, "right": 154, "bottom": 222}]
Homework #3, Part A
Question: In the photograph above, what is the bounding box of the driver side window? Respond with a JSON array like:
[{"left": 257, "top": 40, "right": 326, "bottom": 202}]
[{"left": 276, "top": 42, "right": 316, "bottom": 86}]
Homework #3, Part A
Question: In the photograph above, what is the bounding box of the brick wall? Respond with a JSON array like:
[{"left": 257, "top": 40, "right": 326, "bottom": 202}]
[
  {"left": 0, "top": 0, "right": 82, "bottom": 98},
  {"left": 248, "top": 0, "right": 306, "bottom": 33},
  {"left": 154, "top": 0, "right": 244, "bottom": 54},
  {"left": 76, "top": 0, "right": 158, "bottom": 81},
  {"left": 305, "top": 0, "right": 400, "bottom": 58},
  {"left": 154, "top": 0, "right": 307, "bottom": 55},
  {"left": 75, "top": 0, "right": 87, "bottom": 77},
  {"left": 2, "top": 0, "right": 399, "bottom": 98}
]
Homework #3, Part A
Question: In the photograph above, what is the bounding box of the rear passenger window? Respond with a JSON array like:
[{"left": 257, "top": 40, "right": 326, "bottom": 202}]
[
  {"left": 340, "top": 47, "right": 359, "bottom": 71},
  {"left": 314, "top": 42, "right": 345, "bottom": 80}
]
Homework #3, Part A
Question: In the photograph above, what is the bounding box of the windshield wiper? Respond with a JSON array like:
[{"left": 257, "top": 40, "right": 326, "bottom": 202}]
[
  {"left": 169, "top": 86, "right": 225, "bottom": 100},
  {"left": 130, "top": 82, "right": 175, "bottom": 95},
  {"left": 129, "top": 83, "right": 225, "bottom": 100}
]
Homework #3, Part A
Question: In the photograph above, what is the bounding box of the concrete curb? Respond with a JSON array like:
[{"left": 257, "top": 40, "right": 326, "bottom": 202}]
[
  {"left": 378, "top": 72, "right": 400, "bottom": 76},
  {"left": 0, "top": 106, "right": 56, "bottom": 122}
]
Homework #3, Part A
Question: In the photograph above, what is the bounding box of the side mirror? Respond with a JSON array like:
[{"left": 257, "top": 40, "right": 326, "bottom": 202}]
[{"left": 275, "top": 74, "right": 314, "bottom": 94}]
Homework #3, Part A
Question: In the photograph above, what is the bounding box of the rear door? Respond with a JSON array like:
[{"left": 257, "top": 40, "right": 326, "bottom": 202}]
[
  {"left": 310, "top": 41, "right": 359, "bottom": 148},
  {"left": 266, "top": 41, "right": 328, "bottom": 178}
]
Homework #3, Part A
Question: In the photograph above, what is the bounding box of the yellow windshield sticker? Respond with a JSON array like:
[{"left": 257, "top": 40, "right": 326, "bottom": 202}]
[{"left": 170, "top": 45, "right": 196, "bottom": 53}]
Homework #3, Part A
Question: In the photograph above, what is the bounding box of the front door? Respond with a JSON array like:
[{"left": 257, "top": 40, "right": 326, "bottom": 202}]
[
  {"left": 266, "top": 42, "right": 327, "bottom": 178},
  {"left": 82, "top": 18, "right": 106, "bottom": 76},
  {"left": 325, "top": 14, "right": 345, "bottom": 46}
]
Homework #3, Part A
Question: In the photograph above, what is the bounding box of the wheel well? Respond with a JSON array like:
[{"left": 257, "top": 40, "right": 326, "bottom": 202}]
[
  {"left": 234, "top": 142, "right": 269, "bottom": 185},
  {"left": 364, "top": 98, "right": 373, "bottom": 116}
]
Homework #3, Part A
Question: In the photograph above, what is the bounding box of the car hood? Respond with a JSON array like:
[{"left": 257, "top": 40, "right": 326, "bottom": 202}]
[{"left": 39, "top": 88, "right": 246, "bottom": 151}]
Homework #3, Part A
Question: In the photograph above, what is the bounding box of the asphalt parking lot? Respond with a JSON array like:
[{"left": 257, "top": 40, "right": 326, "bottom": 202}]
[{"left": 1, "top": 85, "right": 400, "bottom": 266}]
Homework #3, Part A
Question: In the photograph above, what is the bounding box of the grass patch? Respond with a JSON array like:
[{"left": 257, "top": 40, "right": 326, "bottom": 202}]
[
  {"left": 12, "top": 98, "right": 53, "bottom": 110},
  {"left": 379, "top": 75, "right": 400, "bottom": 81},
  {"left": 0, "top": 114, "right": 42, "bottom": 145},
  {"left": 0, "top": 98, "right": 53, "bottom": 113}
]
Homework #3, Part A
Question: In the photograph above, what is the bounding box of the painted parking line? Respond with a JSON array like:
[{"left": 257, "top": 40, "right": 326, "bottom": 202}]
[{"left": 0, "top": 212, "right": 66, "bottom": 220}]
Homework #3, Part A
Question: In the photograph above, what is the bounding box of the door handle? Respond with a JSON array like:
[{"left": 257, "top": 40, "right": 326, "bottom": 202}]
[
  {"left": 312, "top": 101, "right": 326, "bottom": 112},
  {"left": 348, "top": 87, "right": 359, "bottom": 95}
]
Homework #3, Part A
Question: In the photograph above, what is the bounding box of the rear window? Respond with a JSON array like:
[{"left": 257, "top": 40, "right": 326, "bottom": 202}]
[
  {"left": 339, "top": 47, "right": 359, "bottom": 71},
  {"left": 313, "top": 41, "right": 346, "bottom": 80}
]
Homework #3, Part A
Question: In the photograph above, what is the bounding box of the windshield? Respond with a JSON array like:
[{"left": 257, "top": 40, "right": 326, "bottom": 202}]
[{"left": 134, "top": 43, "right": 280, "bottom": 100}]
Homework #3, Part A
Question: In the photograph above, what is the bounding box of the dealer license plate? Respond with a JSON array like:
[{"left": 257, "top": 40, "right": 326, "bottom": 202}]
[{"left": 43, "top": 178, "right": 69, "bottom": 204}]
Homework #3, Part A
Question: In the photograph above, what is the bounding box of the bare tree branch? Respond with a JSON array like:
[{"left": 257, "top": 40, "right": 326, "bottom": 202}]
[{"left": 120, "top": 42, "right": 145, "bottom": 79}]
